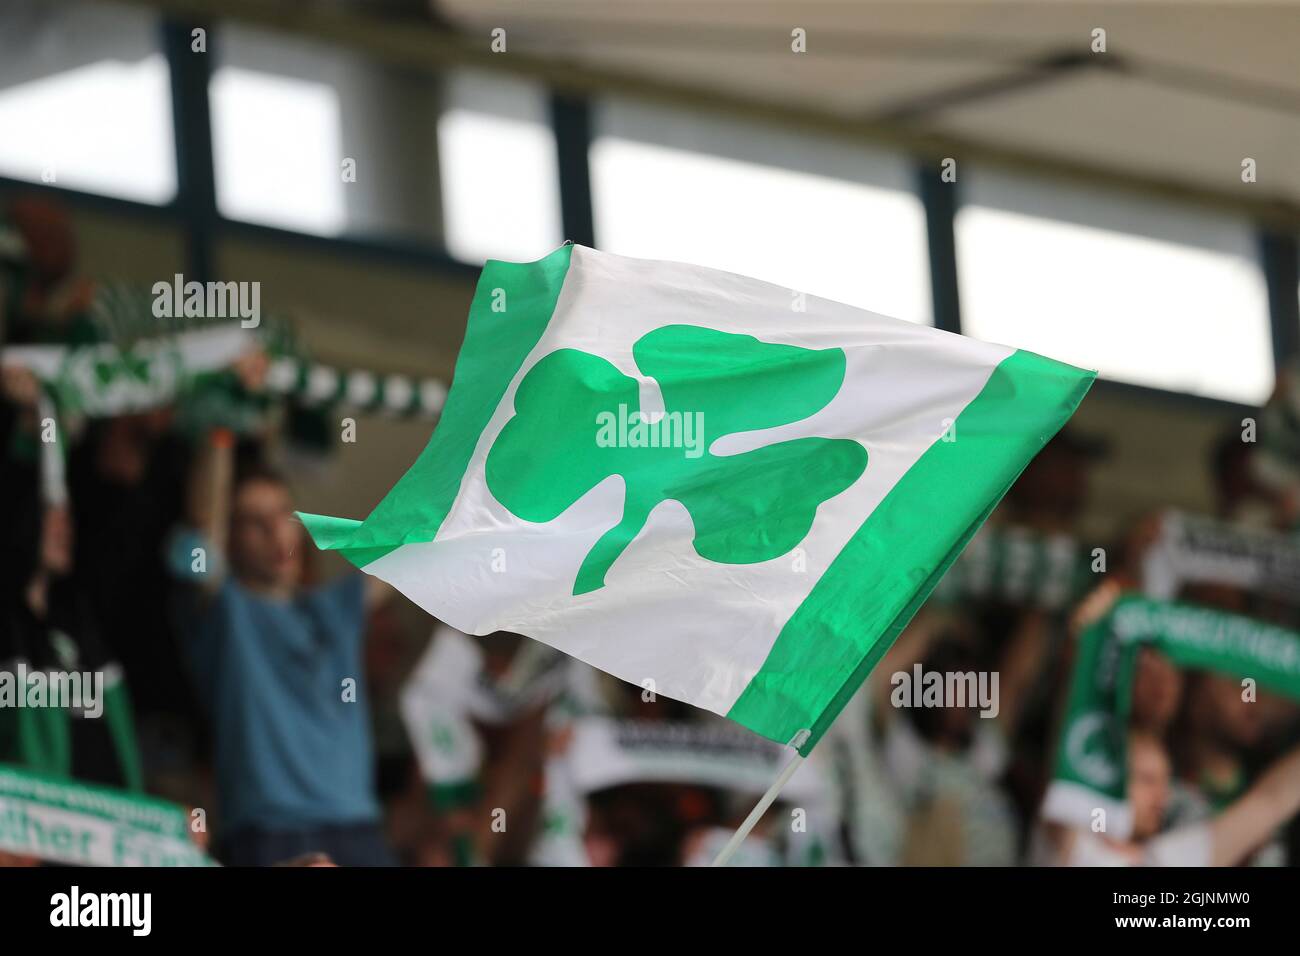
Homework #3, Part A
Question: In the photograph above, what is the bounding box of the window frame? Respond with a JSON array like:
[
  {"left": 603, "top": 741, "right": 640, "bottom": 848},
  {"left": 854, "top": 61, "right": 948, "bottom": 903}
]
[{"left": 0, "top": 10, "right": 1290, "bottom": 416}]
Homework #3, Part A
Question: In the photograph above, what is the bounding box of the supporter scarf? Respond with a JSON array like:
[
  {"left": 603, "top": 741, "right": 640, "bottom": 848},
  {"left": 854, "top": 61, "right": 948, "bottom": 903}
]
[
  {"left": 1042, "top": 595, "right": 1300, "bottom": 837},
  {"left": 2, "top": 325, "right": 448, "bottom": 421},
  {"left": 1, "top": 325, "right": 249, "bottom": 417}
]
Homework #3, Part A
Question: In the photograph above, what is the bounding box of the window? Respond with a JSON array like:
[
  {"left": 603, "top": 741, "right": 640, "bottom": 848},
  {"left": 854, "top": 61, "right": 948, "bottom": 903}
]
[
  {"left": 0, "top": 2, "right": 174, "bottom": 203},
  {"left": 211, "top": 66, "right": 346, "bottom": 235},
  {"left": 956, "top": 170, "right": 1273, "bottom": 404},
  {"left": 591, "top": 100, "right": 931, "bottom": 323},
  {"left": 211, "top": 23, "right": 448, "bottom": 241},
  {"left": 438, "top": 70, "right": 563, "bottom": 264}
]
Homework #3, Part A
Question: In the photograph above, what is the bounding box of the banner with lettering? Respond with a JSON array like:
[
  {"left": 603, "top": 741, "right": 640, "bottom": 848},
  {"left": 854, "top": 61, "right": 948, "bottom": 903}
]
[
  {"left": 1142, "top": 510, "right": 1300, "bottom": 602},
  {"left": 0, "top": 764, "right": 211, "bottom": 866}
]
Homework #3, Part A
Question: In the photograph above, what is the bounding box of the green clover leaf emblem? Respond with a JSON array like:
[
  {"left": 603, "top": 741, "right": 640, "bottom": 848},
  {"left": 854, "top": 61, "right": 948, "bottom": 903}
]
[{"left": 486, "top": 324, "right": 866, "bottom": 594}]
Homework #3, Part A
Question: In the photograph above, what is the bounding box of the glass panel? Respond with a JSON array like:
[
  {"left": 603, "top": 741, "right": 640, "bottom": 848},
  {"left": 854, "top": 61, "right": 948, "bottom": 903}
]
[
  {"left": 957, "top": 169, "right": 1273, "bottom": 404},
  {"left": 591, "top": 100, "right": 931, "bottom": 323},
  {"left": 438, "top": 70, "right": 563, "bottom": 264},
  {"left": 0, "top": 1, "right": 175, "bottom": 203}
]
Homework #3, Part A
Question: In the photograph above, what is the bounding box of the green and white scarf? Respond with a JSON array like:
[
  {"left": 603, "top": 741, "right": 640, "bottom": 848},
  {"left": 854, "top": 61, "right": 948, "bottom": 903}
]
[{"left": 1043, "top": 595, "right": 1300, "bottom": 837}]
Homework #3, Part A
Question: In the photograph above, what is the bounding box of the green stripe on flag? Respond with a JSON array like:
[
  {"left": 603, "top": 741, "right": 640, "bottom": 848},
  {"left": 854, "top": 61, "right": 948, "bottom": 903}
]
[
  {"left": 728, "top": 348, "right": 1095, "bottom": 753},
  {"left": 298, "top": 244, "right": 574, "bottom": 565}
]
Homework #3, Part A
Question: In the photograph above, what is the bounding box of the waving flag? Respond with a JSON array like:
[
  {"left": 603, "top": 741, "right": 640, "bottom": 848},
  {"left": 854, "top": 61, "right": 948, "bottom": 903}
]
[{"left": 301, "top": 243, "right": 1093, "bottom": 755}]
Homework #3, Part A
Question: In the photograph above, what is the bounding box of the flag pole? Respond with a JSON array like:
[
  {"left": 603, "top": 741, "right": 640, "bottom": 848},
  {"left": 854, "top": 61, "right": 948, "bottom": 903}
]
[{"left": 710, "top": 729, "right": 810, "bottom": 867}]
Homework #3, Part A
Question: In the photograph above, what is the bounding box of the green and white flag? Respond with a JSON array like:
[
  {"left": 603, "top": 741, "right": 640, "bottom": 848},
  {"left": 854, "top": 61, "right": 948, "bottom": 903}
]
[{"left": 301, "top": 244, "right": 1094, "bottom": 755}]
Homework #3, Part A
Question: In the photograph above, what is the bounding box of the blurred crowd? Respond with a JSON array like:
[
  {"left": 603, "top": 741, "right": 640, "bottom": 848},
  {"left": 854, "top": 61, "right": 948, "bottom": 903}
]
[{"left": 3, "top": 194, "right": 1300, "bottom": 867}]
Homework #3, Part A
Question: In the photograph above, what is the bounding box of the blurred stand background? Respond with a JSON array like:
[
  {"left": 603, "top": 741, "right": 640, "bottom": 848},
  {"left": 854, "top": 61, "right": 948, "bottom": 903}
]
[{"left": 1, "top": 0, "right": 1299, "bottom": 867}]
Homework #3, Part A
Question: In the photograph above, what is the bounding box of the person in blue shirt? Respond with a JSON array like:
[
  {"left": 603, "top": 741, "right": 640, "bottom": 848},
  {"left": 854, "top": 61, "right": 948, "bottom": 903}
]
[{"left": 171, "top": 423, "right": 396, "bottom": 866}]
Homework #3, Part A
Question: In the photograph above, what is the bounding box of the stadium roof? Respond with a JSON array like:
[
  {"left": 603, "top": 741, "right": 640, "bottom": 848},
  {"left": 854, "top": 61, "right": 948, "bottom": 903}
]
[{"left": 115, "top": 0, "right": 1300, "bottom": 227}]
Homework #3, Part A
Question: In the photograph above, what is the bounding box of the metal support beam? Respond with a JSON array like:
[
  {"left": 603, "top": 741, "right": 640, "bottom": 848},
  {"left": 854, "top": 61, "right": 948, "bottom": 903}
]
[
  {"left": 162, "top": 17, "right": 218, "bottom": 281},
  {"left": 550, "top": 92, "right": 596, "bottom": 248},
  {"left": 917, "top": 161, "right": 962, "bottom": 335},
  {"left": 1261, "top": 230, "right": 1300, "bottom": 372}
]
